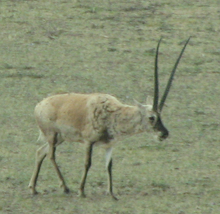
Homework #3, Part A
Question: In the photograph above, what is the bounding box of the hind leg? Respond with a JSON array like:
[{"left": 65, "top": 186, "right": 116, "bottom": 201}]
[
  {"left": 29, "top": 132, "right": 69, "bottom": 194},
  {"left": 47, "top": 133, "right": 69, "bottom": 193},
  {"left": 28, "top": 143, "right": 49, "bottom": 195}
]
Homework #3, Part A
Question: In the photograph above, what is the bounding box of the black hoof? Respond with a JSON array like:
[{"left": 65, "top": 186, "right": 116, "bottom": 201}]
[{"left": 64, "top": 188, "right": 70, "bottom": 194}]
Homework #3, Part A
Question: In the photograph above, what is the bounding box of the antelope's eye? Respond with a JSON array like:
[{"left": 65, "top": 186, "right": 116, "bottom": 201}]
[{"left": 149, "top": 116, "right": 155, "bottom": 122}]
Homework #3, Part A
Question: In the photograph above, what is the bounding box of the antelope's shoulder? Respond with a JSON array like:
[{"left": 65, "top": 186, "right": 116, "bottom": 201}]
[{"left": 86, "top": 93, "right": 124, "bottom": 111}]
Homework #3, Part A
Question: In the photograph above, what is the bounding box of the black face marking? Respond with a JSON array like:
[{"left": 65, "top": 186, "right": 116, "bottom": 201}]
[{"left": 153, "top": 115, "right": 169, "bottom": 141}]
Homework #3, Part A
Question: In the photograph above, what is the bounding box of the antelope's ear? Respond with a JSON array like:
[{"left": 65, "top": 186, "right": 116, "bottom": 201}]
[
  {"left": 133, "top": 99, "right": 144, "bottom": 109},
  {"left": 133, "top": 99, "right": 147, "bottom": 115},
  {"left": 146, "top": 96, "right": 153, "bottom": 105}
]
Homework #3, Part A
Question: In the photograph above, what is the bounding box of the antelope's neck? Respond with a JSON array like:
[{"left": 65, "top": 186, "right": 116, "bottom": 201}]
[{"left": 108, "top": 105, "right": 143, "bottom": 137}]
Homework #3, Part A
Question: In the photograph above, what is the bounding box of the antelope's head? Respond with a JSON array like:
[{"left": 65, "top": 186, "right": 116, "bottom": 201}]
[{"left": 141, "top": 38, "right": 190, "bottom": 141}]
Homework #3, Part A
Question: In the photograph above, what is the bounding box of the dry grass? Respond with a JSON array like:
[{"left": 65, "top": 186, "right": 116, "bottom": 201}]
[{"left": 0, "top": 0, "right": 220, "bottom": 213}]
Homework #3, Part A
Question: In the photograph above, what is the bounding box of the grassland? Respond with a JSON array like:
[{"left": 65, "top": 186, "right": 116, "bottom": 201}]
[{"left": 0, "top": 0, "right": 220, "bottom": 213}]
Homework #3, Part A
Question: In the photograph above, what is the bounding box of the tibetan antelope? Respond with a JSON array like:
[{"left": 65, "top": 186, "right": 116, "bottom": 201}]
[{"left": 28, "top": 38, "right": 190, "bottom": 200}]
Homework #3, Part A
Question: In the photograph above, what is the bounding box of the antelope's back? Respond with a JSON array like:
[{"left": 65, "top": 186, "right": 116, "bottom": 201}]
[{"left": 34, "top": 93, "right": 124, "bottom": 142}]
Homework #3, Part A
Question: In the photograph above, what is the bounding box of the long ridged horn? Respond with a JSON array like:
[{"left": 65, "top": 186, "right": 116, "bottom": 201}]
[
  {"left": 153, "top": 38, "right": 163, "bottom": 112},
  {"left": 158, "top": 37, "right": 191, "bottom": 112}
]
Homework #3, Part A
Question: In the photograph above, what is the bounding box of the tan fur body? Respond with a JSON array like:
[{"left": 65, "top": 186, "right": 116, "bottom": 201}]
[{"left": 35, "top": 93, "right": 150, "bottom": 147}]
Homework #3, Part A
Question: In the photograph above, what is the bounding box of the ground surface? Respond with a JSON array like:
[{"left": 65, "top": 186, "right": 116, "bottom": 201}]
[{"left": 0, "top": 0, "right": 220, "bottom": 213}]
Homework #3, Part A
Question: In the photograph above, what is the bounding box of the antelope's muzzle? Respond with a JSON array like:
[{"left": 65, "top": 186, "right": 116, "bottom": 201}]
[
  {"left": 159, "top": 129, "right": 169, "bottom": 141},
  {"left": 153, "top": 116, "right": 169, "bottom": 141}
]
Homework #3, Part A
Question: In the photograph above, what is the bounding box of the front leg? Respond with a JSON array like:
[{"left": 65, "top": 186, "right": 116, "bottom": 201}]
[
  {"left": 106, "top": 147, "right": 118, "bottom": 200},
  {"left": 79, "top": 142, "right": 95, "bottom": 198}
]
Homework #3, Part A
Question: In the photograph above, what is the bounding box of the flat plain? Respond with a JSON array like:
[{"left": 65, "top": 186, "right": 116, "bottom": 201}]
[{"left": 0, "top": 0, "right": 220, "bottom": 213}]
